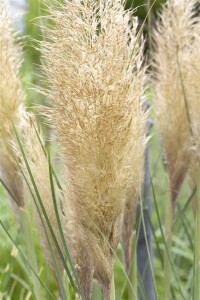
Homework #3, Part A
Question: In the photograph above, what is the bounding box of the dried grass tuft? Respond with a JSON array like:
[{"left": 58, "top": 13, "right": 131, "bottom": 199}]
[
  {"left": 153, "top": 0, "right": 198, "bottom": 216},
  {"left": 0, "top": 1, "right": 24, "bottom": 208},
  {"left": 186, "top": 21, "right": 200, "bottom": 160},
  {"left": 186, "top": 20, "right": 200, "bottom": 215},
  {"left": 40, "top": 1, "right": 146, "bottom": 298},
  {"left": 0, "top": 2, "right": 64, "bottom": 286}
]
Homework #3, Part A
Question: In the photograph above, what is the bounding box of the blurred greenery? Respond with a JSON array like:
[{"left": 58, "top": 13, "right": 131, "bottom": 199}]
[{"left": 125, "top": 0, "right": 166, "bottom": 17}]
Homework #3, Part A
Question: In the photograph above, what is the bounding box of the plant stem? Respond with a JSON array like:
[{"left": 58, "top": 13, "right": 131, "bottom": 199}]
[
  {"left": 164, "top": 191, "right": 173, "bottom": 300},
  {"left": 129, "top": 232, "right": 137, "bottom": 300},
  {"left": 92, "top": 281, "right": 102, "bottom": 300},
  {"left": 194, "top": 171, "right": 200, "bottom": 299},
  {"left": 19, "top": 207, "right": 43, "bottom": 300},
  {"left": 137, "top": 137, "right": 155, "bottom": 300},
  {"left": 147, "top": 0, "right": 152, "bottom": 56},
  {"left": 111, "top": 276, "right": 116, "bottom": 300}
]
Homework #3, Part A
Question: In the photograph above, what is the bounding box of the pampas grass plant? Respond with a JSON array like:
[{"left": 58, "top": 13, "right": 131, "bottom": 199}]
[
  {"left": 0, "top": 4, "right": 66, "bottom": 299},
  {"left": 153, "top": 0, "right": 196, "bottom": 216},
  {"left": 0, "top": 3, "right": 44, "bottom": 299},
  {"left": 153, "top": 0, "right": 199, "bottom": 298},
  {"left": 0, "top": 1, "right": 24, "bottom": 209},
  {"left": 184, "top": 20, "right": 200, "bottom": 299},
  {"left": 39, "top": 1, "right": 147, "bottom": 299}
]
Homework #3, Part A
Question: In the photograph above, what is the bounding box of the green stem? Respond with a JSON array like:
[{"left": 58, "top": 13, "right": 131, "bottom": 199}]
[
  {"left": 194, "top": 172, "right": 200, "bottom": 299},
  {"left": 19, "top": 207, "right": 43, "bottom": 300},
  {"left": 128, "top": 232, "right": 137, "bottom": 300},
  {"left": 164, "top": 192, "right": 173, "bottom": 300},
  {"left": 111, "top": 276, "right": 116, "bottom": 300},
  {"left": 92, "top": 281, "right": 102, "bottom": 300}
]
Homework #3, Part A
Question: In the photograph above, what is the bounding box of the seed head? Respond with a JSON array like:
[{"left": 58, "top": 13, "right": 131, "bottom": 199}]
[
  {"left": 40, "top": 0, "right": 146, "bottom": 297},
  {"left": 0, "top": 1, "right": 24, "bottom": 207},
  {"left": 153, "top": 0, "right": 197, "bottom": 215}
]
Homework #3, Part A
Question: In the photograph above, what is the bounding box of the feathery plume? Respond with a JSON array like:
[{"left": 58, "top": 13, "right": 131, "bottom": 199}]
[
  {"left": 0, "top": 2, "right": 64, "bottom": 292},
  {"left": 185, "top": 17, "right": 200, "bottom": 298},
  {"left": 122, "top": 97, "right": 150, "bottom": 272},
  {"left": 153, "top": 0, "right": 197, "bottom": 216},
  {"left": 186, "top": 20, "right": 200, "bottom": 216},
  {"left": 40, "top": 1, "right": 146, "bottom": 298},
  {"left": 186, "top": 20, "right": 200, "bottom": 160},
  {"left": 153, "top": 1, "right": 199, "bottom": 297},
  {"left": 0, "top": 1, "right": 24, "bottom": 207}
]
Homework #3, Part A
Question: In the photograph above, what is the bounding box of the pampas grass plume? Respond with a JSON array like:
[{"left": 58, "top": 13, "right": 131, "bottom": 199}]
[
  {"left": 186, "top": 20, "right": 200, "bottom": 161},
  {"left": 186, "top": 19, "right": 200, "bottom": 215},
  {"left": 153, "top": 0, "right": 197, "bottom": 216},
  {"left": 40, "top": 1, "right": 146, "bottom": 298},
  {"left": 0, "top": 1, "right": 24, "bottom": 207},
  {"left": 0, "top": 2, "right": 63, "bottom": 283}
]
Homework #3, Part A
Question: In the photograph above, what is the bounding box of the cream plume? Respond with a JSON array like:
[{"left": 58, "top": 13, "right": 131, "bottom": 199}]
[
  {"left": 0, "top": 1, "right": 24, "bottom": 207},
  {"left": 40, "top": 1, "right": 146, "bottom": 298},
  {"left": 153, "top": 0, "right": 197, "bottom": 216}
]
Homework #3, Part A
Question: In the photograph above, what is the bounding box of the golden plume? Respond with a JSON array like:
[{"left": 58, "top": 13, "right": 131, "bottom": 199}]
[
  {"left": 40, "top": 1, "right": 146, "bottom": 298},
  {"left": 0, "top": 1, "right": 24, "bottom": 208},
  {"left": 0, "top": 2, "right": 62, "bottom": 276},
  {"left": 186, "top": 19, "right": 200, "bottom": 216},
  {"left": 153, "top": 0, "right": 197, "bottom": 217},
  {"left": 187, "top": 20, "right": 200, "bottom": 159}
]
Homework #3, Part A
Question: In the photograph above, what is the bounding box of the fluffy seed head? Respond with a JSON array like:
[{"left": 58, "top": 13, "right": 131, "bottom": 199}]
[
  {"left": 40, "top": 0, "right": 146, "bottom": 295},
  {"left": 153, "top": 0, "right": 197, "bottom": 212},
  {"left": 186, "top": 21, "right": 200, "bottom": 161},
  {"left": 0, "top": 1, "right": 24, "bottom": 206},
  {"left": 186, "top": 19, "right": 200, "bottom": 213}
]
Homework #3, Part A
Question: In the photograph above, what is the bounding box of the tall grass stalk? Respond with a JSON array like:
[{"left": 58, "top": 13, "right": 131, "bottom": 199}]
[
  {"left": 140, "top": 197, "right": 158, "bottom": 300},
  {"left": 0, "top": 220, "right": 56, "bottom": 299},
  {"left": 19, "top": 207, "right": 43, "bottom": 300},
  {"left": 150, "top": 171, "right": 185, "bottom": 299},
  {"left": 92, "top": 282, "right": 102, "bottom": 300},
  {"left": 110, "top": 276, "right": 116, "bottom": 300},
  {"left": 17, "top": 162, "right": 68, "bottom": 300},
  {"left": 11, "top": 120, "right": 81, "bottom": 299},
  {"left": 164, "top": 189, "right": 172, "bottom": 300},
  {"left": 147, "top": 0, "right": 152, "bottom": 56},
  {"left": 194, "top": 171, "right": 200, "bottom": 299},
  {"left": 128, "top": 232, "right": 137, "bottom": 300},
  {"left": 153, "top": 1, "right": 199, "bottom": 298}
]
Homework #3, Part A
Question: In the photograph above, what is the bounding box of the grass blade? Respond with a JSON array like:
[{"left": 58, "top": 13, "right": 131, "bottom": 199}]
[
  {"left": 19, "top": 207, "right": 43, "bottom": 300},
  {"left": 149, "top": 171, "right": 185, "bottom": 299},
  {"left": 11, "top": 119, "right": 78, "bottom": 292},
  {"left": 47, "top": 151, "right": 86, "bottom": 300},
  {"left": 0, "top": 220, "right": 56, "bottom": 300}
]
